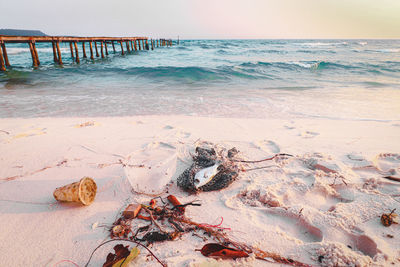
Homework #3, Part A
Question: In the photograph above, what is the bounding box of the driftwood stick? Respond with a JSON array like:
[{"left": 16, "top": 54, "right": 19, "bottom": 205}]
[{"left": 143, "top": 207, "right": 166, "bottom": 233}]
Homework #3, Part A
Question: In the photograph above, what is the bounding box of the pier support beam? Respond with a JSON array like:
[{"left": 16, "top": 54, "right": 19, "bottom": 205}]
[
  {"left": 69, "top": 42, "right": 74, "bottom": 59},
  {"left": 33, "top": 42, "right": 40, "bottom": 65},
  {"left": 51, "top": 42, "right": 58, "bottom": 63},
  {"left": 74, "top": 42, "right": 80, "bottom": 63},
  {"left": 0, "top": 43, "right": 6, "bottom": 71},
  {"left": 112, "top": 41, "right": 116, "bottom": 53},
  {"left": 100, "top": 41, "right": 105, "bottom": 58},
  {"left": 104, "top": 42, "right": 108, "bottom": 55},
  {"left": 145, "top": 39, "right": 149, "bottom": 50},
  {"left": 1, "top": 42, "right": 10, "bottom": 67},
  {"left": 29, "top": 42, "right": 39, "bottom": 68},
  {"left": 56, "top": 42, "right": 63, "bottom": 65},
  {"left": 126, "top": 41, "right": 130, "bottom": 52},
  {"left": 138, "top": 40, "right": 141, "bottom": 50},
  {"left": 89, "top": 42, "right": 94, "bottom": 60},
  {"left": 95, "top": 42, "right": 99, "bottom": 57},
  {"left": 82, "top": 42, "right": 87, "bottom": 58},
  {"left": 120, "top": 41, "right": 125, "bottom": 55},
  {"left": 133, "top": 40, "right": 137, "bottom": 51}
]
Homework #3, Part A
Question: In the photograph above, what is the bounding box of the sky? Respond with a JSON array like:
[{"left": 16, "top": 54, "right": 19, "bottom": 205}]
[{"left": 1, "top": 0, "right": 400, "bottom": 39}]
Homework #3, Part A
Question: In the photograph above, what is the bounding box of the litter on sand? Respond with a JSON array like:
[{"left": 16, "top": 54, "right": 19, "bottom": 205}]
[{"left": 53, "top": 177, "right": 97, "bottom": 206}]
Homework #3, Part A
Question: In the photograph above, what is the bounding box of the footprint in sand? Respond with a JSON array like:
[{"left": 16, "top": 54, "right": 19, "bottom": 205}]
[
  {"left": 299, "top": 131, "right": 319, "bottom": 138},
  {"left": 284, "top": 125, "right": 296, "bottom": 130},
  {"left": 163, "top": 125, "right": 174, "bottom": 130},
  {"left": 254, "top": 208, "right": 323, "bottom": 243},
  {"left": 253, "top": 140, "right": 280, "bottom": 153},
  {"left": 176, "top": 130, "right": 191, "bottom": 139}
]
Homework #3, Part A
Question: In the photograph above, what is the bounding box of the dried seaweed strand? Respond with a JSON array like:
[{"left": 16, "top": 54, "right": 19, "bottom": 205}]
[
  {"left": 173, "top": 215, "right": 309, "bottom": 266},
  {"left": 84, "top": 238, "right": 165, "bottom": 267},
  {"left": 143, "top": 207, "right": 166, "bottom": 233},
  {"left": 383, "top": 176, "right": 400, "bottom": 182},
  {"left": 0, "top": 159, "right": 67, "bottom": 182},
  {"left": 233, "top": 153, "right": 293, "bottom": 163}
]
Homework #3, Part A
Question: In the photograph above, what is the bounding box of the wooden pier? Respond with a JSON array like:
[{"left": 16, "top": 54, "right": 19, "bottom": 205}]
[{"left": 0, "top": 36, "right": 173, "bottom": 71}]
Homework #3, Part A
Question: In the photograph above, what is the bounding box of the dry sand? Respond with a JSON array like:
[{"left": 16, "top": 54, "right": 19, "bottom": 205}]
[{"left": 0, "top": 116, "right": 399, "bottom": 266}]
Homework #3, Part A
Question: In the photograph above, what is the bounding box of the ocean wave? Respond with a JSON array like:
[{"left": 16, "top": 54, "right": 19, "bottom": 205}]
[
  {"left": 365, "top": 48, "right": 400, "bottom": 53},
  {"left": 296, "top": 42, "right": 348, "bottom": 47},
  {"left": 5, "top": 47, "right": 69, "bottom": 55}
]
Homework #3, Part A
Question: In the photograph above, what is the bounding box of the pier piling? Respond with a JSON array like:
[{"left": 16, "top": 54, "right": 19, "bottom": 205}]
[
  {"left": 51, "top": 42, "right": 58, "bottom": 63},
  {"left": 56, "top": 41, "right": 63, "bottom": 65},
  {"left": 69, "top": 42, "right": 74, "bottom": 59},
  {"left": 82, "top": 42, "right": 87, "bottom": 58},
  {"left": 0, "top": 44, "right": 5, "bottom": 71},
  {"left": 74, "top": 42, "right": 80, "bottom": 63},
  {"left": 112, "top": 41, "right": 116, "bottom": 53},
  {"left": 120, "top": 41, "right": 125, "bottom": 55},
  {"left": 89, "top": 42, "right": 94, "bottom": 60},
  {"left": 95, "top": 42, "right": 99, "bottom": 57},
  {"left": 29, "top": 42, "right": 39, "bottom": 67},
  {"left": 105, "top": 42, "right": 109, "bottom": 55},
  {"left": 1, "top": 42, "right": 10, "bottom": 67},
  {"left": 33, "top": 42, "right": 40, "bottom": 65},
  {"left": 100, "top": 41, "right": 104, "bottom": 58}
]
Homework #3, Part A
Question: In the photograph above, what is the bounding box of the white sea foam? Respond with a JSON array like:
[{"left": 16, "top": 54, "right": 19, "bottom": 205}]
[
  {"left": 5, "top": 47, "right": 69, "bottom": 55},
  {"left": 6, "top": 47, "right": 29, "bottom": 55},
  {"left": 299, "top": 42, "right": 348, "bottom": 47}
]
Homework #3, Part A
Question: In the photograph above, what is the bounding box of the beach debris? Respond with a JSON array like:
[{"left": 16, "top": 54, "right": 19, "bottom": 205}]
[
  {"left": 123, "top": 204, "right": 142, "bottom": 219},
  {"left": 102, "top": 244, "right": 139, "bottom": 267},
  {"left": 92, "top": 222, "right": 99, "bottom": 230},
  {"left": 85, "top": 239, "right": 165, "bottom": 267},
  {"left": 381, "top": 209, "right": 398, "bottom": 227},
  {"left": 74, "top": 121, "right": 96, "bottom": 128},
  {"left": 199, "top": 243, "right": 249, "bottom": 259},
  {"left": 105, "top": 195, "right": 309, "bottom": 266},
  {"left": 53, "top": 177, "right": 97, "bottom": 205},
  {"left": 383, "top": 176, "right": 400, "bottom": 182},
  {"left": 177, "top": 143, "right": 241, "bottom": 192},
  {"left": 167, "top": 194, "right": 185, "bottom": 213}
]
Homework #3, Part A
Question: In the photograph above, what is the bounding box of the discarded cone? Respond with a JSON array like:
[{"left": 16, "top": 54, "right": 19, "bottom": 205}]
[{"left": 53, "top": 177, "right": 97, "bottom": 205}]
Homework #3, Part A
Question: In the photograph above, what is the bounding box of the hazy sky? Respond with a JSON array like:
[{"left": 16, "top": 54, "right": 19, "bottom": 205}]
[{"left": 1, "top": 0, "right": 399, "bottom": 39}]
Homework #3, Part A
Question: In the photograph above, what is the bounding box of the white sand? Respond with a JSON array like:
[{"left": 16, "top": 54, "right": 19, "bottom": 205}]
[{"left": 0, "top": 116, "right": 399, "bottom": 266}]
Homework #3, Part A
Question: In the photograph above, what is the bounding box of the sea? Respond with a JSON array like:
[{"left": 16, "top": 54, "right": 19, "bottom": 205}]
[{"left": 0, "top": 39, "right": 399, "bottom": 121}]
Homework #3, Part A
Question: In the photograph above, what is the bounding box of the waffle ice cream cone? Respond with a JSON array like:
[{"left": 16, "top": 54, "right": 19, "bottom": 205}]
[{"left": 53, "top": 177, "right": 97, "bottom": 205}]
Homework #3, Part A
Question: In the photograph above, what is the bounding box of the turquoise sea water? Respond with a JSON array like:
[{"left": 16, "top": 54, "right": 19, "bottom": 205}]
[{"left": 0, "top": 39, "right": 399, "bottom": 120}]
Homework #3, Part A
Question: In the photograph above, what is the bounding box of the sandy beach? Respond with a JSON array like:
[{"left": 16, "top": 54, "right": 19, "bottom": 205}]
[{"left": 1, "top": 116, "right": 399, "bottom": 266}]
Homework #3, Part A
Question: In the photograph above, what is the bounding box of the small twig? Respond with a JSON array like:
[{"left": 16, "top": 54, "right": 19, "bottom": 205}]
[
  {"left": 143, "top": 207, "right": 166, "bottom": 233},
  {"left": 168, "top": 218, "right": 185, "bottom": 232},
  {"left": 383, "top": 176, "right": 400, "bottom": 182},
  {"left": 0, "top": 130, "right": 10, "bottom": 135},
  {"left": 84, "top": 238, "right": 165, "bottom": 267},
  {"left": 233, "top": 153, "right": 293, "bottom": 163},
  {"left": 242, "top": 165, "right": 279, "bottom": 172}
]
